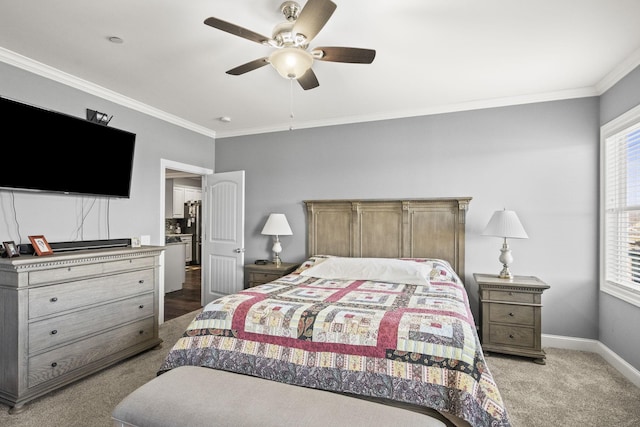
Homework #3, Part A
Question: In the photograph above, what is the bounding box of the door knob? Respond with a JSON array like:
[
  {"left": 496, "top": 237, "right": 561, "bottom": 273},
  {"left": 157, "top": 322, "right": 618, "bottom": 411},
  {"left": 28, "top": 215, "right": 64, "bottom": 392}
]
[{"left": 233, "top": 248, "right": 245, "bottom": 253}]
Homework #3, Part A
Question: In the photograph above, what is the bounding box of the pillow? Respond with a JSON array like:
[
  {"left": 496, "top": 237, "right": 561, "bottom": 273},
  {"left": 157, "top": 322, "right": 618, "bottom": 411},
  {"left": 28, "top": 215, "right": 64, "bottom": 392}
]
[
  {"left": 292, "top": 255, "right": 334, "bottom": 274},
  {"left": 299, "top": 257, "right": 432, "bottom": 286},
  {"left": 400, "top": 258, "right": 458, "bottom": 283}
]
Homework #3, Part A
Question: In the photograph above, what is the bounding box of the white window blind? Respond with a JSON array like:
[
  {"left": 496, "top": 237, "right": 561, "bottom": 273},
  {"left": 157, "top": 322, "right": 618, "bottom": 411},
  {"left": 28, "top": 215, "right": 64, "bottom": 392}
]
[{"left": 602, "top": 107, "right": 640, "bottom": 307}]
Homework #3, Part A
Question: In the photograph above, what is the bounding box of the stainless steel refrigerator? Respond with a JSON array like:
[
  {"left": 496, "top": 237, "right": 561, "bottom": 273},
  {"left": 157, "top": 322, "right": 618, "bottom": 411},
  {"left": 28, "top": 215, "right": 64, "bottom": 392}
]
[{"left": 184, "top": 201, "right": 201, "bottom": 265}]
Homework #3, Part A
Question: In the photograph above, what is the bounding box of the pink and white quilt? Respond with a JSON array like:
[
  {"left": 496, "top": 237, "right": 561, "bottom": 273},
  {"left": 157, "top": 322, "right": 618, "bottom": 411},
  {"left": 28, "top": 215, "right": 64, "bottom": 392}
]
[{"left": 159, "top": 256, "right": 511, "bottom": 427}]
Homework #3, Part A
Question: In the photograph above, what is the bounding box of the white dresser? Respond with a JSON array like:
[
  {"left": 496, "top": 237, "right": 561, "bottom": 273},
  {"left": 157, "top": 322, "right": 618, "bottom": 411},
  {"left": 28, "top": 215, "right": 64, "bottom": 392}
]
[{"left": 0, "top": 246, "right": 164, "bottom": 414}]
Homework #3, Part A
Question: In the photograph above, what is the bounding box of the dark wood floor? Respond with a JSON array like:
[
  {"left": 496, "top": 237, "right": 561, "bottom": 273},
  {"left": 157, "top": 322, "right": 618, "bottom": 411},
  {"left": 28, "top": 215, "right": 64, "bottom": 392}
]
[{"left": 164, "top": 265, "right": 202, "bottom": 321}]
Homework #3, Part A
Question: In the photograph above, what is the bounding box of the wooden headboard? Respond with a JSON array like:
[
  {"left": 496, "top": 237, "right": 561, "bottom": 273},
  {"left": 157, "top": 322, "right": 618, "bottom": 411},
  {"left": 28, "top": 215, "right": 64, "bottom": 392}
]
[{"left": 304, "top": 198, "right": 471, "bottom": 278}]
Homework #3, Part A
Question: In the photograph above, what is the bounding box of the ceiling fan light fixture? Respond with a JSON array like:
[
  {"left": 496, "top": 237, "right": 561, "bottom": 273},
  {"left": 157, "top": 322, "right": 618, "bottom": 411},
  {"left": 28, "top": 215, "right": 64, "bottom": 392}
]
[{"left": 269, "top": 47, "right": 313, "bottom": 79}]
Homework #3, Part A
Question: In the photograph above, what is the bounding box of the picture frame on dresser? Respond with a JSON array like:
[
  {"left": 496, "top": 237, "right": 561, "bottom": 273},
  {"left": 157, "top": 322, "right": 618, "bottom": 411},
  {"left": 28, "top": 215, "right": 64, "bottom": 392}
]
[
  {"left": 2, "top": 241, "right": 19, "bottom": 258},
  {"left": 28, "top": 235, "right": 53, "bottom": 256}
]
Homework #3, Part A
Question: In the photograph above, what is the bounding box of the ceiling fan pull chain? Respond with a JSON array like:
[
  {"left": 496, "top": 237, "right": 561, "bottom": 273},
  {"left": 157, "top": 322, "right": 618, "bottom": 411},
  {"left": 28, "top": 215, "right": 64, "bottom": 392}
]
[{"left": 289, "top": 78, "right": 295, "bottom": 130}]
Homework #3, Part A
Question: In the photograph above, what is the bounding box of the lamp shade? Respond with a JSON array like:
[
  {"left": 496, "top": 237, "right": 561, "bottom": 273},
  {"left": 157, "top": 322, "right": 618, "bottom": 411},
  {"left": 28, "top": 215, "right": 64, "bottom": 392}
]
[
  {"left": 269, "top": 47, "right": 313, "bottom": 79},
  {"left": 482, "top": 209, "right": 528, "bottom": 239},
  {"left": 261, "top": 213, "right": 293, "bottom": 236}
]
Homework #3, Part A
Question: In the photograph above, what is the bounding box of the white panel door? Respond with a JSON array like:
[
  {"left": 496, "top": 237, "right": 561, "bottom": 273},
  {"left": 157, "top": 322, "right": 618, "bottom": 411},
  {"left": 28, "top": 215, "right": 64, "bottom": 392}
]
[{"left": 201, "top": 170, "right": 245, "bottom": 306}]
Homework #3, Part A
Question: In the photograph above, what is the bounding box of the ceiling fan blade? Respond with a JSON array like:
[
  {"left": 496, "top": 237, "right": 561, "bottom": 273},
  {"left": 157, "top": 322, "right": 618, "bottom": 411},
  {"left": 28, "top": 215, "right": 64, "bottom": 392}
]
[
  {"left": 226, "top": 58, "right": 270, "bottom": 75},
  {"left": 293, "top": 0, "right": 336, "bottom": 42},
  {"left": 204, "top": 17, "right": 271, "bottom": 45},
  {"left": 313, "top": 47, "right": 376, "bottom": 64},
  {"left": 297, "top": 68, "right": 320, "bottom": 90}
]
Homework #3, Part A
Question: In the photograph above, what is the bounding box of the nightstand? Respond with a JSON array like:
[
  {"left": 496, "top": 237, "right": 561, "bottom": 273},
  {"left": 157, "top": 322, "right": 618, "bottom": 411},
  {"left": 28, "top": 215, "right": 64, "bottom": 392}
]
[
  {"left": 244, "top": 262, "right": 299, "bottom": 288},
  {"left": 474, "top": 273, "right": 550, "bottom": 364}
]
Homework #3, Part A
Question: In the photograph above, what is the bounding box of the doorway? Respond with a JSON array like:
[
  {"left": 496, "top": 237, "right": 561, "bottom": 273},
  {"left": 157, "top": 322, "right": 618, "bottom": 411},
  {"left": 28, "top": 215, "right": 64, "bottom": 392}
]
[
  {"left": 161, "top": 160, "right": 212, "bottom": 322},
  {"left": 160, "top": 162, "right": 245, "bottom": 322}
]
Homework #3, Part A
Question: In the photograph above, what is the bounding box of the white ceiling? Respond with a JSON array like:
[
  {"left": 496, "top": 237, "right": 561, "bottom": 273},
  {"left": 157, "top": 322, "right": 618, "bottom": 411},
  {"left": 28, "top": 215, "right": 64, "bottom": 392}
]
[{"left": 1, "top": 0, "right": 639, "bottom": 139}]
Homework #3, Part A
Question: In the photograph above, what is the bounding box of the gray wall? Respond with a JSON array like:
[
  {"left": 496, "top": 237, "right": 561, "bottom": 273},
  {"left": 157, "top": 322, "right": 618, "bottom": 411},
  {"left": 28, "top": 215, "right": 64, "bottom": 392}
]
[
  {"left": 216, "top": 97, "right": 602, "bottom": 353},
  {"left": 4, "top": 52, "right": 638, "bottom": 372},
  {"left": 599, "top": 65, "right": 640, "bottom": 370},
  {"left": 0, "top": 62, "right": 215, "bottom": 247}
]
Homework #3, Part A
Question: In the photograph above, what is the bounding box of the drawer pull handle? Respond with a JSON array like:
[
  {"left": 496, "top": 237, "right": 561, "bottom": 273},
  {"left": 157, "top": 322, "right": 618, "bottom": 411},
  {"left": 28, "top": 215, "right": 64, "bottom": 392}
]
[
  {"left": 138, "top": 280, "right": 145, "bottom": 284},
  {"left": 50, "top": 297, "right": 58, "bottom": 303},
  {"left": 51, "top": 330, "right": 58, "bottom": 335},
  {"left": 67, "top": 267, "right": 71, "bottom": 271},
  {"left": 139, "top": 330, "right": 144, "bottom": 335},
  {"left": 509, "top": 334, "right": 515, "bottom": 339},
  {"left": 51, "top": 362, "right": 57, "bottom": 368},
  {"left": 508, "top": 312, "right": 515, "bottom": 317},
  {"left": 139, "top": 305, "right": 144, "bottom": 309}
]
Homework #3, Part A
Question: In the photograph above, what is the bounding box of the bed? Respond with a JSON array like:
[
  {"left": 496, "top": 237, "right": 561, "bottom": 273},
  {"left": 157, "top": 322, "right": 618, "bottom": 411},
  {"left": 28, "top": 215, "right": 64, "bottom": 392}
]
[{"left": 115, "top": 198, "right": 511, "bottom": 427}]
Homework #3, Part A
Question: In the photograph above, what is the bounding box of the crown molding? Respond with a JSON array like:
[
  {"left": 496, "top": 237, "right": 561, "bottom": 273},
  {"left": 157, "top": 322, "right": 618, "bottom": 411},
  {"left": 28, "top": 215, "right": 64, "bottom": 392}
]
[
  {"left": 595, "top": 46, "right": 640, "bottom": 94},
  {"left": 214, "top": 86, "right": 599, "bottom": 139},
  {"left": 0, "top": 47, "right": 216, "bottom": 139},
  {"left": 3, "top": 45, "right": 638, "bottom": 140}
]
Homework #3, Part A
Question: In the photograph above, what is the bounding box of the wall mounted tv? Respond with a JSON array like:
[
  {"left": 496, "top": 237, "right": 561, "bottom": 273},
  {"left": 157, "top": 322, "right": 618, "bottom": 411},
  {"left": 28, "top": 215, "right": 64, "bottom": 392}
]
[{"left": 0, "top": 96, "right": 136, "bottom": 198}]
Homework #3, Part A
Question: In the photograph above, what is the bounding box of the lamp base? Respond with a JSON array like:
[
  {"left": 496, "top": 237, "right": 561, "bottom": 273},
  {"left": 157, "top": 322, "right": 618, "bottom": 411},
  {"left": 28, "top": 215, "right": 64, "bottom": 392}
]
[
  {"left": 272, "top": 238, "right": 283, "bottom": 267},
  {"left": 272, "top": 254, "right": 282, "bottom": 267},
  {"left": 498, "top": 266, "right": 513, "bottom": 280},
  {"left": 497, "top": 241, "right": 514, "bottom": 280}
]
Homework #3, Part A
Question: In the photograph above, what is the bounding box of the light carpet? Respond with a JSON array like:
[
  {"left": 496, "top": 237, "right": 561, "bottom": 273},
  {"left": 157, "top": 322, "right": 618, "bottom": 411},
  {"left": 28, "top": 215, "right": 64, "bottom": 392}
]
[{"left": 1, "top": 309, "right": 639, "bottom": 427}]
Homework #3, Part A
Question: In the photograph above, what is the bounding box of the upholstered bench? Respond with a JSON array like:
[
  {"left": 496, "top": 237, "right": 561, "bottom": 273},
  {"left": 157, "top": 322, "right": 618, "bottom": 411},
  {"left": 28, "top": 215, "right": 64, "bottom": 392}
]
[{"left": 112, "top": 366, "right": 454, "bottom": 427}]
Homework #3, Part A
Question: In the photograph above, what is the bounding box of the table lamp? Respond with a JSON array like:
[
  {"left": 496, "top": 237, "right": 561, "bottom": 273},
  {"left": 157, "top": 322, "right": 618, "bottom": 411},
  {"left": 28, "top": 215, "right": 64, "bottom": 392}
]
[
  {"left": 261, "top": 213, "right": 293, "bottom": 267},
  {"left": 482, "top": 209, "right": 528, "bottom": 279}
]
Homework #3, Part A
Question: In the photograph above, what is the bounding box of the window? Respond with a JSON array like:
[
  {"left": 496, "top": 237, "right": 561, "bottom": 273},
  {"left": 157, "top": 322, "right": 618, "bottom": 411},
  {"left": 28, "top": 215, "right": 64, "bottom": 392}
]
[{"left": 601, "top": 104, "right": 640, "bottom": 307}]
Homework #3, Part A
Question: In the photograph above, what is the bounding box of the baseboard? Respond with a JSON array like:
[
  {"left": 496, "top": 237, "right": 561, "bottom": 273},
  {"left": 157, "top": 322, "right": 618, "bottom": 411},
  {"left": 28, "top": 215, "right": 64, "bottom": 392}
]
[{"left": 542, "top": 334, "right": 640, "bottom": 388}]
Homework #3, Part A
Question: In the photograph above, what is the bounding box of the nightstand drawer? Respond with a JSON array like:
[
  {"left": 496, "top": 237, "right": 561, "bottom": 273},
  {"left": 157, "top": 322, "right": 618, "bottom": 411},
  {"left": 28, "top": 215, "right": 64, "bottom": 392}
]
[
  {"left": 488, "top": 324, "right": 535, "bottom": 348},
  {"left": 249, "top": 272, "right": 283, "bottom": 283},
  {"left": 488, "top": 304, "right": 534, "bottom": 326},
  {"left": 244, "top": 263, "right": 299, "bottom": 289},
  {"left": 487, "top": 290, "right": 535, "bottom": 304}
]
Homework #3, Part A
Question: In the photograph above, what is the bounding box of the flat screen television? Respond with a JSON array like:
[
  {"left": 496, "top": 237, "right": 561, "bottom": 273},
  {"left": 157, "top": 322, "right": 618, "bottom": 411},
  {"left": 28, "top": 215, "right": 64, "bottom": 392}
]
[{"left": 0, "top": 96, "right": 136, "bottom": 198}]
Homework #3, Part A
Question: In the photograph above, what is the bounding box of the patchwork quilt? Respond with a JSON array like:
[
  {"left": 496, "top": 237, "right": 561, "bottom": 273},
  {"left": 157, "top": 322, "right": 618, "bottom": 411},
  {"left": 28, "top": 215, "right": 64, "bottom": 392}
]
[{"left": 159, "top": 257, "right": 511, "bottom": 427}]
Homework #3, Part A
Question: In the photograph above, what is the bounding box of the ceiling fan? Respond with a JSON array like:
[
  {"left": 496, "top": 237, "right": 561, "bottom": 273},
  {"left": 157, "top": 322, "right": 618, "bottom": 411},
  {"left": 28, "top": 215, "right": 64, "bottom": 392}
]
[{"left": 204, "top": 0, "right": 376, "bottom": 90}]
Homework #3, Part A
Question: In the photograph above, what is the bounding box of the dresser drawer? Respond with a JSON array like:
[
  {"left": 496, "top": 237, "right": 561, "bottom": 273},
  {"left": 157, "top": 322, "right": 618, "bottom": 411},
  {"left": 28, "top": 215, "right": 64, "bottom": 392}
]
[
  {"left": 488, "top": 324, "right": 534, "bottom": 348},
  {"left": 28, "top": 317, "right": 155, "bottom": 388},
  {"left": 29, "top": 293, "right": 154, "bottom": 353},
  {"left": 487, "top": 290, "right": 535, "bottom": 304},
  {"left": 28, "top": 256, "right": 155, "bottom": 285},
  {"left": 488, "top": 303, "right": 534, "bottom": 326},
  {"left": 102, "top": 257, "right": 156, "bottom": 275},
  {"left": 28, "top": 269, "right": 155, "bottom": 319}
]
